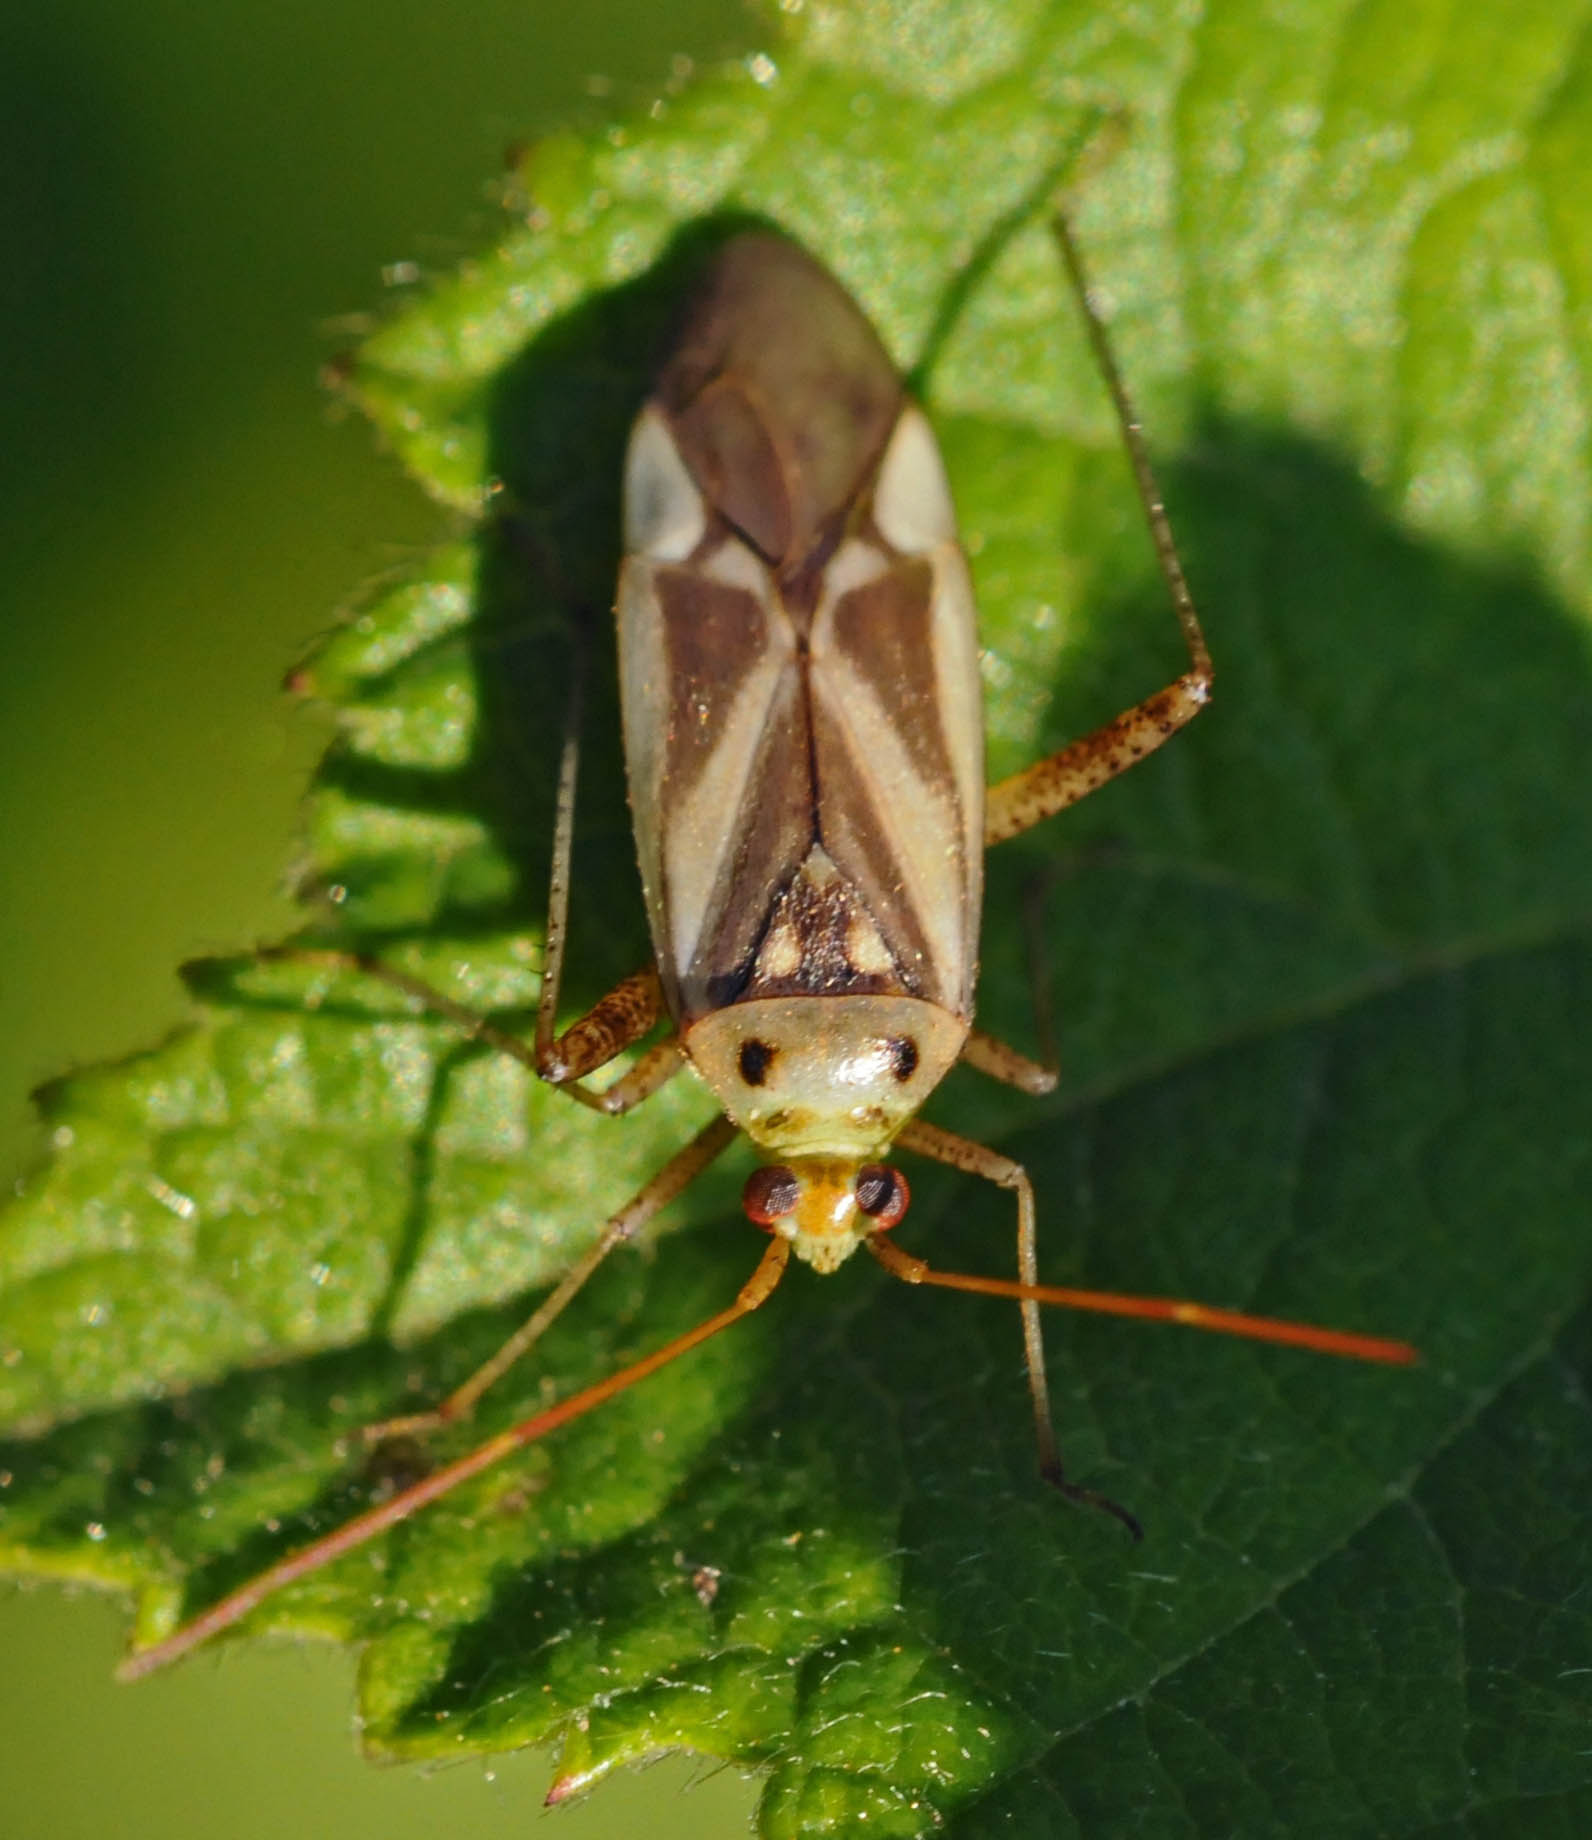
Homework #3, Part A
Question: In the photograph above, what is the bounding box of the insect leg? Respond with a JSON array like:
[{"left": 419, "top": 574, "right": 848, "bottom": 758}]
[
  {"left": 1021, "top": 867, "right": 1061, "bottom": 1077},
  {"left": 118, "top": 1233, "right": 791, "bottom": 1683},
  {"left": 982, "top": 215, "right": 1213, "bottom": 848},
  {"left": 982, "top": 662, "right": 1210, "bottom": 846},
  {"left": 258, "top": 946, "right": 675, "bottom": 1115},
  {"left": 959, "top": 1028, "right": 1057, "bottom": 1096},
  {"left": 892, "top": 1120, "right": 1055, "bottom": 1489},
  {"left": 965, "top": 858, "right": 1102, "bottom": 1092},
  {"left": 366, "top": 1111, "right": 739, "bottom": 1442},
  {"left": 522, "top": 598, "right": 682, "bottom": 1107},
  {"left": 1052, "top": 211, "right": 1211, "bottom": 691},
  {"left": 536, "top": 966, "right": 672, "bottom": 1107},
  {"left": 873, "top": 1120, "right": 1416, "bottom": 1530},
  {"left": 867, "top": 1124, "right": 1144, "bottom": 1538}
]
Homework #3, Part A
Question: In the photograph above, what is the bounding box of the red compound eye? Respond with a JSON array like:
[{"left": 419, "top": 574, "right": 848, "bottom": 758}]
[
  {"left": 855, "top": 1164, "right": 909, "bottom": 1229},
  {"left": 742, "top": 1165, "right": 800, "bottom": 1227}
]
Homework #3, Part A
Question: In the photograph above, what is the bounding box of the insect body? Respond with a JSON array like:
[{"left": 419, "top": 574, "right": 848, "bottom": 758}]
[
  {"left": 620, "top": 234, "right": 983, "bottom": 1273},
  {"left": 118, "top": 223, "right": 1415, "bottom": 1681}
]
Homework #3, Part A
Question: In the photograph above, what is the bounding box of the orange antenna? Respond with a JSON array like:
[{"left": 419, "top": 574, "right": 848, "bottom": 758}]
[
  {"left": 117, "top": 1239, "right": 791, "bottom": 1683},
  {"left": 866, "top": 1236, "right": 1418, "bottom": 1366}
]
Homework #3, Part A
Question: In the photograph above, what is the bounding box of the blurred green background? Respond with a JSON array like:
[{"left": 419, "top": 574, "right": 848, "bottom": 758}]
[{"left": 0, "top": 2, "right": 760, "bottom": 1834}]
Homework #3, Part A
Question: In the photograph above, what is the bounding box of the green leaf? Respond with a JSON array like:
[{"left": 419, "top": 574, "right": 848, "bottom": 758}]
[{"left": 4, "top": 0, "right": 1592, "bottom": 1832}]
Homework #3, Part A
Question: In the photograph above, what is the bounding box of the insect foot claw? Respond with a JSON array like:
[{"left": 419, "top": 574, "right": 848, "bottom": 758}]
[{"left": 1046, "top": 1466, "right": 1145, "bottom": 1543}]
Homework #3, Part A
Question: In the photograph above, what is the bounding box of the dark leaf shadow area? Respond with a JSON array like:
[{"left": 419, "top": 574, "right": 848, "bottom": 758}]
[
  {"left": 300, "top": 208, "right": 789, "bottom": 1013},
  {"left": 2, "top": 362, "right": 1590, "bottom": 1833}
]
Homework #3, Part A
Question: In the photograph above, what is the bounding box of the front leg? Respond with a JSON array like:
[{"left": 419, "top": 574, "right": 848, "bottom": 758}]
[
  {"left": 536, "top": 964, "right": 674, "bottom": 1113},
  {"left": 886, "top": 1117, "right": 1143, "bottom": 1539},
  {"left": 259, "top": 946, "right": 676, "bottom": 1116}
]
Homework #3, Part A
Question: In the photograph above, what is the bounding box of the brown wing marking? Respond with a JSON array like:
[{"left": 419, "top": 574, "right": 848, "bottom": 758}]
[
  {"left": 808, "top": 543, "right": 982, "bottom": 1017},
  {"left": 644, "top": 550, "right": 816, "bottom": 1020},
  {"left": 658, "top": 235, "right": 903, "bottom": 578},
  {"left": 739, "top": 843, "right": 907, "bottom": 1002},
  {"left": 685, "top": 662, "right": 815, "bottom": 1015}
]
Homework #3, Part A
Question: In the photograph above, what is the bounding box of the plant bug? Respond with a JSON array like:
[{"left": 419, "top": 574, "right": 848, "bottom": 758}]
[{"left": 118, "top": 219, "right": 1416, "bottom": 1681}]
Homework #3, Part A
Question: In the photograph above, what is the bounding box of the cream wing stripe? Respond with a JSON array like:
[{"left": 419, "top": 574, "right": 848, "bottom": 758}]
[{"left": 660, "top": 541, "right": 794, "bottom": 980}]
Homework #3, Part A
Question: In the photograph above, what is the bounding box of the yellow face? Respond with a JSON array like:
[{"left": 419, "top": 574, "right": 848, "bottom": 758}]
[
  {"left": 741, "top": 1155, "right": 910, "bottom": 1272},
  {"left": 683, "top": 993, "right": 962, "bottom": 1272}
]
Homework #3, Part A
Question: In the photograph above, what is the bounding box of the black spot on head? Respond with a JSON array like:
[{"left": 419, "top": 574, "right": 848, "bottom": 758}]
[
  {"left": 738, "top": 1039, "right": 776, "bottom": 1086},
  {"left": 886, "top": 1036, "right": 918, "bottom": 1082}
]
